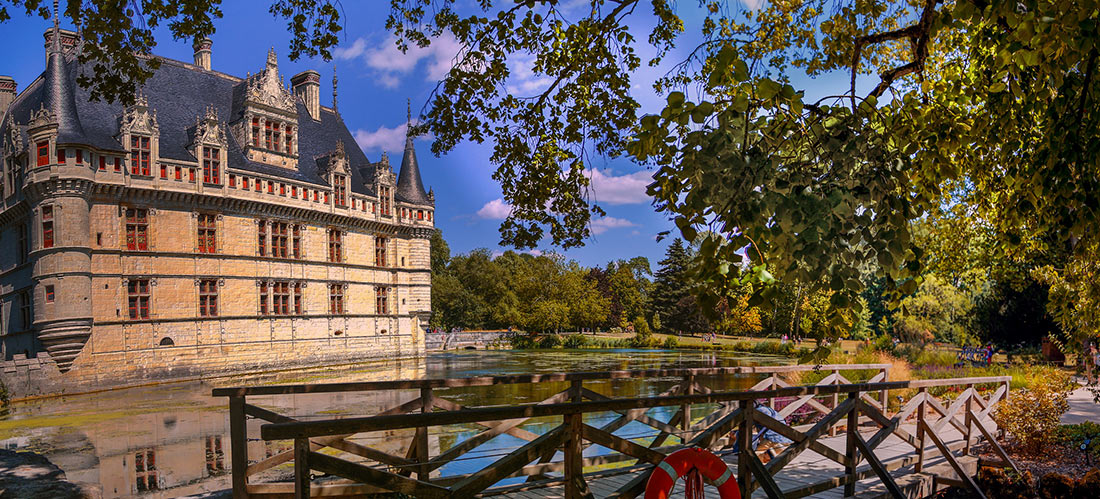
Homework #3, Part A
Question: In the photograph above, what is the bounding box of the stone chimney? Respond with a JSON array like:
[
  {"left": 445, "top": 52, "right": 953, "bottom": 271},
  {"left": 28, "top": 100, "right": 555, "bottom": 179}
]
[
  {"left": 42, "top": 28, "right": 78, "bottom": 62},
  {"left": 0, "top": 76, "right": 15, "bottom": 117},
  {"left": 291, "top": 70, "right": 321, "bottom": 120},
  {"left": 193, "top": 38, "right": 212, "bottom": 71}
]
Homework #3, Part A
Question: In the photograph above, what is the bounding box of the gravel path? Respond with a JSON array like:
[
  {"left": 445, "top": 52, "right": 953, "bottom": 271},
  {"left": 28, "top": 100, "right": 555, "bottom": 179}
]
[{"left": 1062, "top": 387, "right": 1100, "bottom": 425}]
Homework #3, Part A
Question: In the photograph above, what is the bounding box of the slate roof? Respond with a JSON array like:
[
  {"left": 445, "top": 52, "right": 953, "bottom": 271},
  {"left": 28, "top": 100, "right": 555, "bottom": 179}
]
[
  {"left": 396, "top": 134, "right": 431, "bottom": 204},
  {"left": 1, "top": 44, "right": 433, "bottom": 202}
]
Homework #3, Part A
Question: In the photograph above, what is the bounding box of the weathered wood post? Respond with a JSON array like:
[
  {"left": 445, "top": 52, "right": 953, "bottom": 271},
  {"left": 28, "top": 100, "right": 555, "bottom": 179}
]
[
  {"left": 417, "top": 386, "right": 433, "bottom": 481},
  {"left": 880, "top": 366, "right": 890, "bottom": 416},
  {"left": 737, "top": 399, "right": 753, "bottom": 499},
  {"left": 769, "top": 373, "right": 777, "bottom": 409},
  {"left": 964, "top": 383, "right": 974, "bottom": 455},
  {"left": 915, "top": 387, "right": 927, "bottom": 472},
  {"left": 844, "top": 391, "right": 859, "bottom": 497},
  {"left": 564, "top": 410, "right": 585, "bottom": 498},
  {"left": 228, "top": 395, "right": 248, "bottom": 498},
  {"left": 829, "top": 369, "right": 840, "bottom": 436},
  {"left": 682, "top": 374, "right": 694, "bottom": 440},
  {"left": 293, "top": 437, "right": 310, "bottom": 499}
]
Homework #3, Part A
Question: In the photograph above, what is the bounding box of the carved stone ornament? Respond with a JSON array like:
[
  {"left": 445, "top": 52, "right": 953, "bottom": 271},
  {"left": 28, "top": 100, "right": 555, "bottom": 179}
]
[
  {"left": 29, "top": 103, "right": 56, "bottom": 129},
  {"left": 117, "top": 91, "right": 159, "bottom": 138},
  {"left": 3, "top": 114, "right": 23, "bottom": 156},
  {"left": 317, "top": 140, "right": 350, "bottom": 177},
  {"left": 244, "top": 48, "right": 296, "bottom": 113},
  {"left": 190, "top": 105, "right": 227, "bottom": 151}
]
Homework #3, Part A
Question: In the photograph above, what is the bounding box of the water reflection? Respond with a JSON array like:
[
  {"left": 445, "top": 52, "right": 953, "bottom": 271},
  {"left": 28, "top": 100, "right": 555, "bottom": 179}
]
[{"left": 0, "top": 349, "right": 789, "bottom": 497}]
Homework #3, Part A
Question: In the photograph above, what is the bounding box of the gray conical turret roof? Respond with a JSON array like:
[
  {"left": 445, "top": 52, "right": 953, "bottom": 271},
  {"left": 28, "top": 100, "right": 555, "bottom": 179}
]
[
  {"left": 44, "top": 10, "right": 86, "bottom": 144},
  {"left": 395, "top": 105, "right": 431, "bottom": 205}
]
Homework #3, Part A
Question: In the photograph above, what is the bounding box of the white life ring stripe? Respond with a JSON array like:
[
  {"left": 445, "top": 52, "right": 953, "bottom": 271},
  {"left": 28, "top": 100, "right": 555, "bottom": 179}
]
[
  {"left": 713, "top": 467, "right": 733, "bottom": 487},
  {"left": 657, "top": 460, "right": 680, "bottom": 481}
]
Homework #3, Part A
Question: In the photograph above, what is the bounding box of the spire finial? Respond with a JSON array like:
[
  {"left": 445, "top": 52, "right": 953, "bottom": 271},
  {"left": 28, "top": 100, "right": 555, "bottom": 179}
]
[
  {"left": 332, "top": 66, "right": 338, "bottom": 112},
  {"left": 266, "top": 47, "right": 277, "bottom": 68},
  {"left": 49, "top": 0, "right": 61, "bottom": 54},
  {"left": 407, "top": 98, "right": 411, "bottom": 125}
]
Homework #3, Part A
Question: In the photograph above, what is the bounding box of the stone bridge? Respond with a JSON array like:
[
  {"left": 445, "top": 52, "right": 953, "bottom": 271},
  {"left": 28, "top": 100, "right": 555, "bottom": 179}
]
[{"left": 424, "top": 330, "right": 509, "bottom": 351}]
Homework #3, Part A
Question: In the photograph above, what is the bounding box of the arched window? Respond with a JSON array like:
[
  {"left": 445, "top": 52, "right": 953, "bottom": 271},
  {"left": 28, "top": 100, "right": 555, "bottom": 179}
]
[{"left": 159, "top": 337, "right": 174, "bottom": 346}]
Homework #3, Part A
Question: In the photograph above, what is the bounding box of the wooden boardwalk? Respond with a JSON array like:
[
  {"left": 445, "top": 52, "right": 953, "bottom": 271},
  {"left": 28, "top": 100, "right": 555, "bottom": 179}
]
[{"left": 215, "top": 365, "right": 1018, "bottom": 498}]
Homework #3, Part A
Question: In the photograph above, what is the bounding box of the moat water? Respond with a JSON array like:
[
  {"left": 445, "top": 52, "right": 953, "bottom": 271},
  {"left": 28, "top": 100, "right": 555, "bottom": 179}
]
[{"left": 0, "top": 348, "right": 791, "bottom": 498}]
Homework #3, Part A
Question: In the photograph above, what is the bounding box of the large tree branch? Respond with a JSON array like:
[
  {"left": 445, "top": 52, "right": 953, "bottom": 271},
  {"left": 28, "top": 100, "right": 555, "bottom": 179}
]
[{"left": 850, "top": 0, "right": 940, "bottom": 109}]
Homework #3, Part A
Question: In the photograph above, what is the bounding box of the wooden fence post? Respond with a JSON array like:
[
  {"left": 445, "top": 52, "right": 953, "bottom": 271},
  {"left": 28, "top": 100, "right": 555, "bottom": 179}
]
[
  {"left": 682, "top": 374, "right": 694, "bottom": 440},
  {"left": 881, "top": 367, "right": 890, "bottom": 416},
  {"left": 229, "top": 395, "right": 248, "bottom": 498},
  {"left": 417, "top": 387, "right": 433, "bottom": 482},
  {"left": 830, "top": 369, "right": 840, "bottom": 437},
  {"left": 964, "top": 383, "right": 974, "bottom": 455},
  {"left": 769, "top": 373, "right": 777, "bottom": 409},
  {"left": 293, "top": 437, "right": 310, "bottom": 499},
  {"left": 738, "top": 399, "right": 753, "bottom": 499},
  {"left": 564, "top": 411, "right": 585, "bottom": 499},
  {"left": 845, "top": 391, "right": 859, "bottom": 497},
  {"left": 915, "top": 387, "right": 927, "bottom": 473}
]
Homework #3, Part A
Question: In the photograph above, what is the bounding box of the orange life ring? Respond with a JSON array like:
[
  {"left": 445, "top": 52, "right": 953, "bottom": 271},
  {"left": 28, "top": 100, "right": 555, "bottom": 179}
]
[{"left": 644, "top": 447, "right": 741, "bottom": 499}]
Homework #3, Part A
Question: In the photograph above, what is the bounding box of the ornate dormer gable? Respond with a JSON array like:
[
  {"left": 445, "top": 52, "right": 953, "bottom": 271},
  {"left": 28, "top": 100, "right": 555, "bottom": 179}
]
[
  {"left": 116, "top": 91, "right": 159, "bottom": 177},
  {"left": 232, "top": 48, "right": 299, "bottom": 170},
  {"left": 3, "top": 114, "right": 23, "bottom": 157},
  {"left": 28, "top": 102, "right": 57, "bottom": 132},
  {"left": 373, "top": 152, "right": 396, "bottom": 217},
  {"left": 319, "top": 140, "right": 352, "bottom": 208},
  {"left": 117, "top": 91, "right": 159, "bottom": 138},
  {"left": 189, "top": 105, "right": 228, "bottom": 186}
]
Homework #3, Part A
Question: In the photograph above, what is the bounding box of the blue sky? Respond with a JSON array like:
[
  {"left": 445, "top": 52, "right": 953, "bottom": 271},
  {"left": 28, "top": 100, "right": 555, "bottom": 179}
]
[{"left": 1, "top": 2, "right": 863, "bottom": 270}]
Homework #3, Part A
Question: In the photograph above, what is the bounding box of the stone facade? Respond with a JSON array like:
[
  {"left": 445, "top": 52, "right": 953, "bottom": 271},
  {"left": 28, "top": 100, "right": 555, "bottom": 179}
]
[{"left": 0, "top": 26, "right": 434, "bottom": 397}]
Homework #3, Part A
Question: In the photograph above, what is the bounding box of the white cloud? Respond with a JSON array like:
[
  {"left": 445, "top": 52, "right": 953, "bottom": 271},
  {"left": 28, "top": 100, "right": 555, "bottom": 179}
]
[
  {"left": 742, "top": 0, "right": 767, "bottom": 10},
  {"left": 336, "top": 35, "right": 462, "bottom": 88},
  {"left": 477, "top": 198, "right": 513, "bottom": 220},
  {"left": 353, "top": 124, "right": 408, "bottom": 153},
  {"left": 591, "top": 216, "right": 638, "bottom": 235},
  {"left": 585, "top": 169, "right": 653, "bottom": 205}
]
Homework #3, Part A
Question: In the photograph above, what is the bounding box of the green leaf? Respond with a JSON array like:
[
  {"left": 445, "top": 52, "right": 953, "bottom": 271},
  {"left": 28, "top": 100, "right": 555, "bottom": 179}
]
[
  {"left": 757, "top": 79, "right": 781, "bottom": 100},
  {"left": 988, "top": 82, "right": 1006, "bottom": 93}
]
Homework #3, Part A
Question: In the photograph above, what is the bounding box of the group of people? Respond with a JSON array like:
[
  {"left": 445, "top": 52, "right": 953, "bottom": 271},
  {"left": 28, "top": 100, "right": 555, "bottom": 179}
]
[{"left": 956, "top": 345, "right": 996, "bottom": 366}]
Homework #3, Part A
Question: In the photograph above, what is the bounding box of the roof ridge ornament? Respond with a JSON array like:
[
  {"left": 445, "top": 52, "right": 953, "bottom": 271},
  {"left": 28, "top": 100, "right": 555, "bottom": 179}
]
[
  {"left": 49, "top": 0, "right": 60, "bottom": 55},
  {"left": 332, "top": 66, "right": 338, "bottom": 113}
]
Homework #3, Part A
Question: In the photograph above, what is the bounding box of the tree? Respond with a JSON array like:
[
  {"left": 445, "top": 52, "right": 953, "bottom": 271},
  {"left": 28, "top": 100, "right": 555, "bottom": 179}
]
[
  {"left": 652, "top": 239, "right": 709, "bottom": 334},
  {"left": 893, "top": 276, "right": 973, "bottom": 346},
  {"left": 1, "top": 0, "right": 343, "bottom": 105}
]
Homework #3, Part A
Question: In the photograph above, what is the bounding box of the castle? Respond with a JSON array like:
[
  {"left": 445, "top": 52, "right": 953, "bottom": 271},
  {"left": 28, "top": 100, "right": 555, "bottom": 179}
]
[{"left": 0, "top": 22, "right": 433, "bottom": 396}]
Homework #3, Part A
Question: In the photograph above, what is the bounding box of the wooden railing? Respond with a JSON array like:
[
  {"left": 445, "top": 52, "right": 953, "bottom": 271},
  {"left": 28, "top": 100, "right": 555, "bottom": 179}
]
[{"left": 214, "top": 364, "right": 1015, "bottom": 498}]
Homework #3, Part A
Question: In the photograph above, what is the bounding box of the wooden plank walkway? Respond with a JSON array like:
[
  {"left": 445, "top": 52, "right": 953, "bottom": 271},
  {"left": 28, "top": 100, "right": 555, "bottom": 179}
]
[{"left": 484, "top": 420, "right": 980, "bottom": 498}]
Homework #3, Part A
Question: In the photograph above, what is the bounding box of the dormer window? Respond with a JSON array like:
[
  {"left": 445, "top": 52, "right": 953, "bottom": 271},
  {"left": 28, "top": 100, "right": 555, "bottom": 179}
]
[
  {"left": 130, "top": 136, "right": 151, "bottom": 176},
  {"left": 252, "top": 118, "right": 260, "bottom": 147},
  {"left": 202, "top": 146, "right": 220, "bottom": 185},
  {"left": 264, "top": 121, "right": 272, "bottom": 149},
  {"left": 36, "top": 141, "right": 48, "bottom": 167},
  {"left": 273, "top": 125, "right": 281, "bottom": 152},
  {"left": 334, "top": 175, "right": 347, "bottom": 207},
  {"left": 285, "top": 125, "right": 294, "bottom": 154}
]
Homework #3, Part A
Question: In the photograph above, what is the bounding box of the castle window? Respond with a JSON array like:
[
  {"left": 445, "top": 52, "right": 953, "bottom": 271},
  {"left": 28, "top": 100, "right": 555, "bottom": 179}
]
[
  {"left": 125, "top": 208, "right": 149, "bottom": 251},
  {"left": 203, "top": 146, "right": 220, "bottom": 185},
  {"left": 160, "top": 337, "right": 174, "bottom": 346},
  {"left": 99, "top": 156, "right": 106, "bottom": 171},
  {"left": 114, "top": 157, "right": 122, "bottom": 172},
  {"left": 334, "top": 175, "right": 347, "bottom": 207},
  {"left": 189, "top": 167, "right": 196, "bottom": 183},
  {"left": 254, "top": 179, "right": 261, "bottom": 192},
  {"left": 375, "top": 287, "right": 388, "bottom": 314},
  {"left": 197, "top": 214, "right": 217, "bottom": 253},
  {"left": 18, "top": 290, "right": 31, "bottom": 329},
  {"left": 259, "top": 282, "right": 269, "bottom": 314},
  {"left": 285, "top": 125, "right": 294, "bottom": 154},
  {"left": 291, "top": 186, "right": 297, "bottom": 198},
  {"left": 273, "top": 281, "right": 290, "bottom": 315},
  {"left": 267, "top": 181, "right": 274, "bottom": 194},
  {"left": 205, "top": 436, "right": 225, "bottom": 474},
  {"left": 56, "top": 147, "right": 65, "bottom": 165},
  {"left": 294, "top": 283, "right": 303, "bottom": 314},
  {"left": 427, "top": 212, "right": 432, "bottom": 221},
  {"left": 75, "top": 150, "right": 83, "bottom": 164},
  {"left": 313, "top": 191, "right": 319, "bottom": 202},
  {"left": 257, "top": 221, "right": 267, "bottom": 256},
  {"left": 241, "top": 177, "right": 248, "bottom": 189},
  {"left": 324, "top": 192, "right": 329, "bottom": 204},
  {"left": 128, "top": 279, "right": 151, "bottom": 319},
  {"left": 327, "top": 229, "right": 342, "bottom": 262},
  {"left": 252, "top": 118, "right": 260, "bottom": 147},
  {"left": 174, "top": 166, "right": 181, "bottom": 180},
  {"left": 130, "top": 136, "right": 151, "bottom": 176},
  {"left": 292, "top": 225, "right": 301, "bottom": 259},
  {"left": 417, "top": 210, "right": 423, "bottom": 220},
  {"left": 272, "top": 222, "right": 288, "bottom": 258},
  {"left": 279, "top": 184, "right": 286, "bottom": 196},
  {"left": 379, "top": 186, "right": 392, "bottom": 215},
  {"left": 36, "top": 141, "right": 48, "bottom": 166},
  {"left": 228, "top": 174, "right": 236, "bottom": 188},
  {"left": 45, "top": 285, "right": 54, "bottom": 303},
  {"left": 18, "top": 223, "right": 27, "bottom": 264},
  {"left": 134, "top": 449, "right": 158, "bottom": 492},
  {"left": 160, "top": 164, "right": 167, "bottom": 179},
  {"left": 199, "top": 279, "right": 218, "bottom": 317},
  {"left": 375, "top": 237, "right": 387, "bottom": 267},
  {"left": 273, "top": 125, "right": 281, "bottom": 152},
  {"left": 265, "top": 121, "right": 273, "bottom": 149},
  {"left": 41, "top": 205, "right": 54, "bottom": 249},
  {"left": 329, "top": 283, "right": 344, "bottom": 314}
]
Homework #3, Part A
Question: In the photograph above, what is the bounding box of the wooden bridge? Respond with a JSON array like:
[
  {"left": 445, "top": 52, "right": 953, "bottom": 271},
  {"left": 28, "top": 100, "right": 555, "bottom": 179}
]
[{"left": 213, "top": 363, "right": 1016, "bottom": 498}]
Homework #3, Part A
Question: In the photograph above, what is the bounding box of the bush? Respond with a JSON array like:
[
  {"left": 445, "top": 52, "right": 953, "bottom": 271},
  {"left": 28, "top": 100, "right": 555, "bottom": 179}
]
[
  {"left": 562, "top": 333, "right": 588, "bottom": 349},
  {"left": 632, "top": 316, "right": 652, "bottom": 336},
  {"left": 1039, "top": 473, "right": 1075, "bottom": 499},
  {"left": 629, "top": 332, "right": 658, "bottom": 348},
  {"left": 508, "top": 333, "right": 537, "bottom": 349},
  {"left": 977, "top": 467, "right": 1034, "bottom": 499},
  {"left": 870, "top": 334, "right": 897, "bottom": 354},
  {"left": 538, "top": 334, "right": 563, "bottom": 349},
  {"left": 662, "top": 336, "right": 679, "bottom": 349},
  {"left": 993, "top": 372, "right": 1073, "bottom": 455}
]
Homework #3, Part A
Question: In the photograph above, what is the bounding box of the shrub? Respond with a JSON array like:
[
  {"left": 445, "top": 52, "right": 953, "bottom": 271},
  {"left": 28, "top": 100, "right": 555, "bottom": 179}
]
[
  {"left": 562, "top": 333, "right": 588, "bottom": 349},
  {"left": 993, "top": 373, "right": 1073, "bottom": 455},
  {"left": 629, "top": 332, "right": 658, "bottom": 348},
  {"left": 538, "top": 334, "right": 563, "bottom": 349},
  {"left": 632, "top": 316, "right": 652, "bottom": 337},
  {"left": 913, "top": 349, "right": 959, "bottom": 368},
  {"left": 662, "top": 336, "right": 679, "bottom": 349},
  {"left": 978, "top": 467, "right": 1034, "bottom": 499},
  {"left": 1039, "top": 473, "right": 1076, "bottom": 499},
  {"left": 508, "top": 333, "right": 537, "bottom": 349},
  {"left": 870, "top": 334, "right": 897, "bottom": 354}
]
